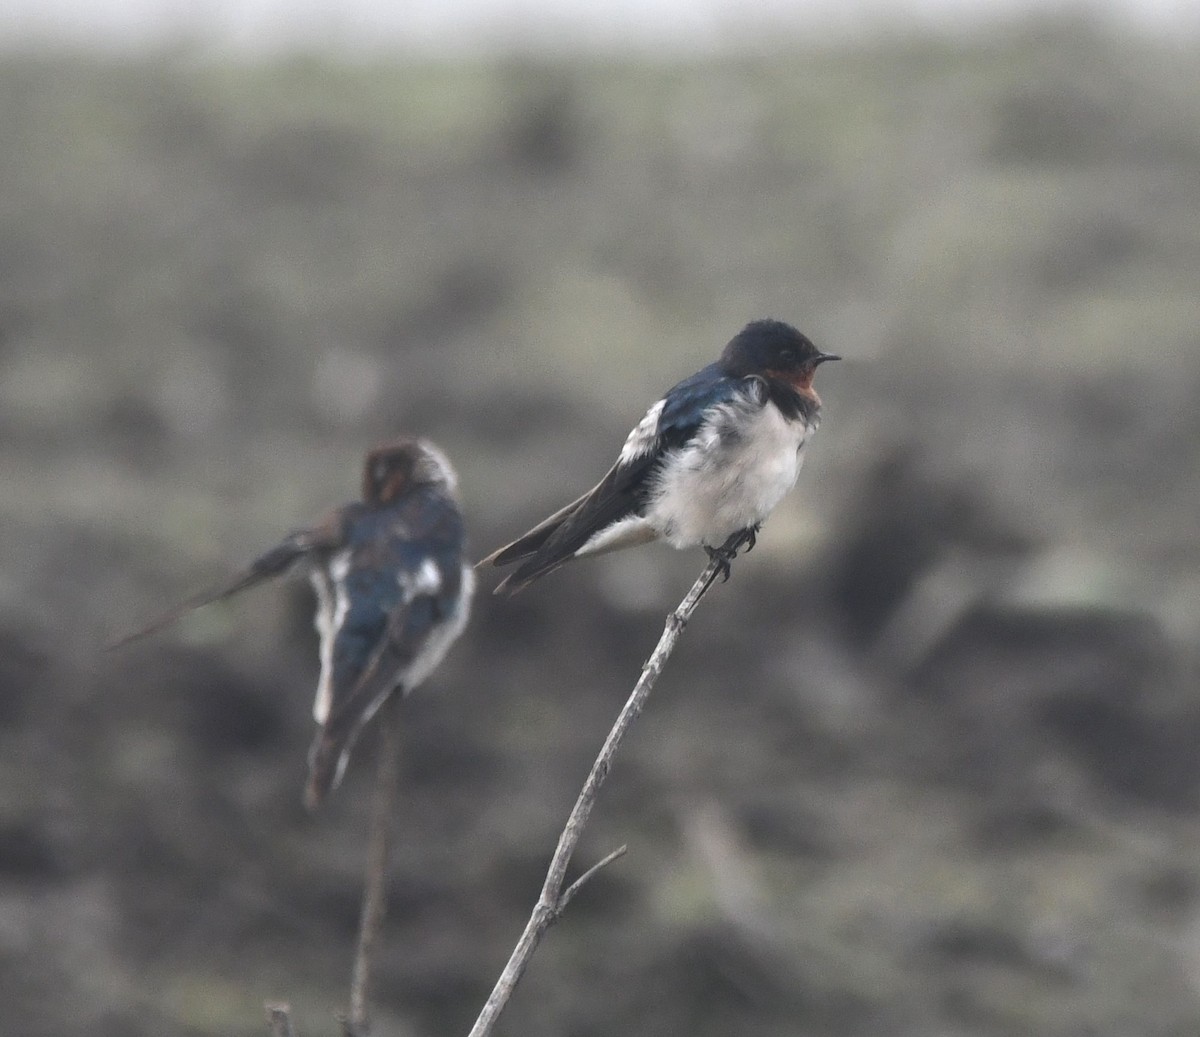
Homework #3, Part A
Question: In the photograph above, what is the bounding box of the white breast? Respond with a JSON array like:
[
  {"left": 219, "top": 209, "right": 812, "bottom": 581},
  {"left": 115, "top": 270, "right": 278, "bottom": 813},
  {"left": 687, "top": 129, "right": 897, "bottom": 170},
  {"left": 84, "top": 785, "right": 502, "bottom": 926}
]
[
  {"left": 310, "top": 549, "right": 353, "bottom": 724},
  {"left": 644, "top": 399, "right": 813, "bottom": 549},
  {"left": 310, "top": 556, "right": 475, "bottom": 725},
  {"left": 399, "top": 563, "right": 475, "bottom": 693}
]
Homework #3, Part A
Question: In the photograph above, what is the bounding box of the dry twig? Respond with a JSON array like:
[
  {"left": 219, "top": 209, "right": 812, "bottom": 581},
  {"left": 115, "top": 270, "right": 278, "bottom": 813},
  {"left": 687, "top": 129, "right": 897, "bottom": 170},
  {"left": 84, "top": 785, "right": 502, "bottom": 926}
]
[
  {"left": 263, "top": 700, "right": 403, "bottom": 1037},
  {"left": 467, "top": 552, "right": 731, "bottom": 1037},
  {"left": 344, "top": 696, "right": 404, "bottom": 1037}
]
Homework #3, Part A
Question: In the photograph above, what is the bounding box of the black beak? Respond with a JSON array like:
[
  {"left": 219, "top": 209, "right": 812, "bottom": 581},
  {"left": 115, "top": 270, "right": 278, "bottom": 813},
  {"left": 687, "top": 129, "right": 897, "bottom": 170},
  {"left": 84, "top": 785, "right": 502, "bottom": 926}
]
[{"left": 814, "top": 352, "right": 841, "bottom": 365}]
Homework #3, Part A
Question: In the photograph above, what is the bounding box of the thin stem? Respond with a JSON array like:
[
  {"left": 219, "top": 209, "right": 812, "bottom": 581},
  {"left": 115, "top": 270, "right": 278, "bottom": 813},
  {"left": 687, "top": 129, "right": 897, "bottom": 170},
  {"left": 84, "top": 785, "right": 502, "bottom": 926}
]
[
  {"left": 345, "top": 697, "right": 403, "bottom": 1036},
  {"left": 557, "top": 844, "right": 628, "bottom": 915},
  {"left": 467, "top": 555, "right": 725, "bottom": 1037}
]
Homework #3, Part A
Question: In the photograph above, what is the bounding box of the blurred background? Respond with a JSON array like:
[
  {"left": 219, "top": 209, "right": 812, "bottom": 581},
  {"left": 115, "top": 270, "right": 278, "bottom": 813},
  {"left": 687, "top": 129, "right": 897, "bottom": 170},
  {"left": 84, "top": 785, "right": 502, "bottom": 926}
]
[{"left": 3, "top": 1, "right": 1200, "bottom": 1034}]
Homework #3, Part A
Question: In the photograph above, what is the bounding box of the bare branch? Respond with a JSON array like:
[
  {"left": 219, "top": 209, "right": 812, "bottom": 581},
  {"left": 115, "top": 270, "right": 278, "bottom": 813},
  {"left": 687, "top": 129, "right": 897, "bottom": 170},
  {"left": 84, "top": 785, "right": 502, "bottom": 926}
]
[
  {"left": 467, "top": 553, "right": 727, "bottom": 1037},
  {"left": 346, "top": 696, "right": 403, "bottom": 1036},
  {"left": 557, "top": 844, "right": 627, "bottom": 915}
]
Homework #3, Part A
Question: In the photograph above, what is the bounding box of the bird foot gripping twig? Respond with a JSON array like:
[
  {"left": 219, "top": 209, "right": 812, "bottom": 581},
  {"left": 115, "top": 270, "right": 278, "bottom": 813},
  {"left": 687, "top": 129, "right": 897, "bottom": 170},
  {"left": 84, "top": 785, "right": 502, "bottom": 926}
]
[
  {"left": 466, "top": 553, "right": 728, "bottom": 1037},
  {"left": 702, "top": 547, "right": 734, "bottom": 586},
  {"left": 701, "top": 525, "right": 759, "bottom": 593}
]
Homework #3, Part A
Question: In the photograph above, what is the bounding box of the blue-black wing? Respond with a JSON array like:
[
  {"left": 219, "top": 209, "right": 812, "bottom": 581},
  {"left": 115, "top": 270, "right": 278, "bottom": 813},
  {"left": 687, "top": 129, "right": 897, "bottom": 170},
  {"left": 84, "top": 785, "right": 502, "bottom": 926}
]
[
  {"left": 305, "top": 494, "right": 467, "bottom": 807},
  {"left": 484, "top": 365, "right": 745, "bottom": 593},
  {"left": 108, "top": 519, "right": 343, "bottom": 649}
]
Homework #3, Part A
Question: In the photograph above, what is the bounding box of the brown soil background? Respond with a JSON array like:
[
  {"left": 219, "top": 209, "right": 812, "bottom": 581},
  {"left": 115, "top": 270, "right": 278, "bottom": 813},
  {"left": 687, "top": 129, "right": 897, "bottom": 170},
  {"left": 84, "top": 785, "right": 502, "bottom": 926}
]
[{"left": 4, "top": 23, "right": 1200, "bottom": 1036}]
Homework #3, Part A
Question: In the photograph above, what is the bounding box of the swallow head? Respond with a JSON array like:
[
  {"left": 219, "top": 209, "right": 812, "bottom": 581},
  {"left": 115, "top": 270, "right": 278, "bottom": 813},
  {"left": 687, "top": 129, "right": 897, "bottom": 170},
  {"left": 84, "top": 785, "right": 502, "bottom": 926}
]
[
  {"left": 720, "top": 318, "right": 839, "bottom": 394},
  {"left": 362, "top": 437, "right": 459, "bottom": 505}
]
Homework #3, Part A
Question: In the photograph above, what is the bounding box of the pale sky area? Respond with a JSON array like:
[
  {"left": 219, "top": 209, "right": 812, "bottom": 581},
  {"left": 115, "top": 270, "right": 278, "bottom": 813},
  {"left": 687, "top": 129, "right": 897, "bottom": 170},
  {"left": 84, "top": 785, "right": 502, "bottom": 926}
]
[{"left": 1, "top": 0, "right": 1197, "bottom": 51}]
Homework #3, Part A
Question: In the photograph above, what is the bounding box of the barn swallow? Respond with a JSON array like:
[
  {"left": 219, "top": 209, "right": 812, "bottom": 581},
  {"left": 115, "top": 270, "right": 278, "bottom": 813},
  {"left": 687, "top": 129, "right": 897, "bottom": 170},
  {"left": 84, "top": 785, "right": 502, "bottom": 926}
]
[
  {"left": 112, "top": 438, "right": 474, "bottom": 809},
  {"left": 482, "top": 319, "right": 838, "bottom": 595}
]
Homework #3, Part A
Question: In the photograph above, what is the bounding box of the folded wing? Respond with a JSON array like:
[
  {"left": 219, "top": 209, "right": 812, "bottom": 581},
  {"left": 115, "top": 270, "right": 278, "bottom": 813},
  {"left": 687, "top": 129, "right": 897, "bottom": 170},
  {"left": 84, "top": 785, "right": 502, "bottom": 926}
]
[
  {"left": 305, "top": 510, "right": 468, "bottom": 808},
  {"left": 485, "top": 364, "right": 741, "bottom": 594}
]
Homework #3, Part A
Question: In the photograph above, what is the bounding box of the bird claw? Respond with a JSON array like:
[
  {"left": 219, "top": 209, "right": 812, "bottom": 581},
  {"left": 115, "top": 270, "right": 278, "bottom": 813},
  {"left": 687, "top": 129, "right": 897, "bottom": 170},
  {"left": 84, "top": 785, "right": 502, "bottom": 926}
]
[
  {"left": 705, "top": 526, "right": 759, "bottom": 583},
  {"left": 703, "top": 546, "right": 735, "bottom": 583}
]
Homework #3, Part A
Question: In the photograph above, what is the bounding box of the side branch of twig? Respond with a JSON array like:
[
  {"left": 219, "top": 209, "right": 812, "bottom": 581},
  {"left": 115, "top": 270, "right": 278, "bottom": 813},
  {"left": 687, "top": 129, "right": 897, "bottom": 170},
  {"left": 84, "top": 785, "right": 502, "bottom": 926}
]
[
  {"left": 466, "top": 555, "right": 725, "bottom": 1037},
  {"left": 557, "top": 844, "right": 628, "bottom": 914}
]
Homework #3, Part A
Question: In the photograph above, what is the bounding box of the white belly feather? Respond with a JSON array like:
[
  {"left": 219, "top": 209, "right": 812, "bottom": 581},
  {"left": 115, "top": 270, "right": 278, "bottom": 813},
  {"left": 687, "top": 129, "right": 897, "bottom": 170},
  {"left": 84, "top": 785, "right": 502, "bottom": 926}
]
[
  {"left": 310, "top": 555, "right": 475, "bottom": 725},
  {"left": 645, "top": 400, "right": 813, "bottom": 549},
  {"left": 310, "top": 549, "right": 352, "bottom": 724}
]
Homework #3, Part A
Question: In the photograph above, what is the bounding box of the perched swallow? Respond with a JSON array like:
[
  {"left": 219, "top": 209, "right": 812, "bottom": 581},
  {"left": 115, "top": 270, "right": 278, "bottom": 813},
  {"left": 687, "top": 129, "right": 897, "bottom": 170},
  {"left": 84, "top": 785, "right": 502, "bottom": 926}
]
[
  {"left": 112, "top": 438, "right": 474, "bottom": 809},
  {"left": 482, "top": 319, "right": 839, "bottom": 595}
]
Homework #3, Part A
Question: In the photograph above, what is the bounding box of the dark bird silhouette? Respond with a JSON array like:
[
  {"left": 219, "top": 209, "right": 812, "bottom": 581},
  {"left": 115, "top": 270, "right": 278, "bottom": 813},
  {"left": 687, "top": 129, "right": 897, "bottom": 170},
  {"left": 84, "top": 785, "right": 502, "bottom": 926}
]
[
  {"left": 482, "top": 319, "right": 838, "bottom": 595},
  {"left": 112, "top": 438, "right": 474, "bottom": 808}
]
